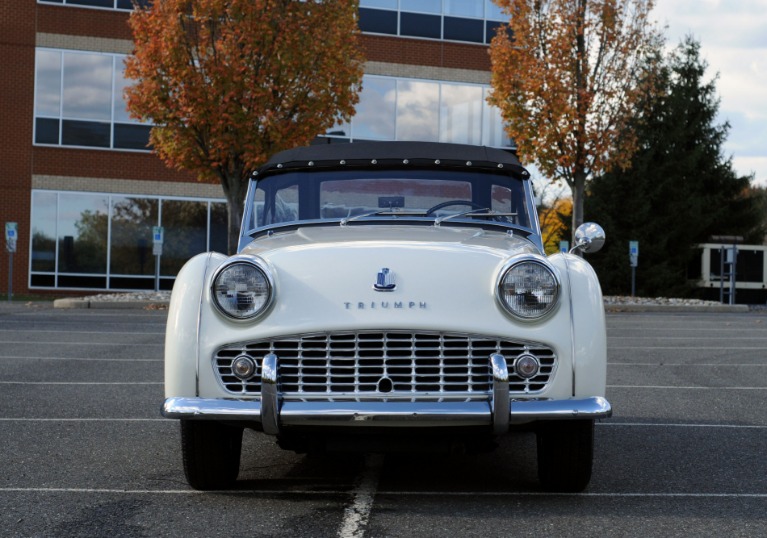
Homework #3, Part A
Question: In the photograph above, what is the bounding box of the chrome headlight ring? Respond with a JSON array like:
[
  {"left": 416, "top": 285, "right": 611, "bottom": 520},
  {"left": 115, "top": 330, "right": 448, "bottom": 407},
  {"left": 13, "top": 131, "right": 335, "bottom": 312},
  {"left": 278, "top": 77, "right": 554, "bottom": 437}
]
[
  {"left": 496, "top": 255, "right": 560, "bottom": 321},
  {"left": 210, "top": 255, "right": 275, "bottom": 321}
]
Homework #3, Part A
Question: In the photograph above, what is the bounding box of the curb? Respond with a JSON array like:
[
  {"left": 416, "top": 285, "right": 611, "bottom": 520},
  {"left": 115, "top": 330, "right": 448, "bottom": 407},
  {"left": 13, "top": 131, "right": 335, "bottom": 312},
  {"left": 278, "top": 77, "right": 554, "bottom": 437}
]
[
  {"left": 51, "top": 297, "right": 750, "bottom": 313},
  {"left": 53, "top": 298, "right": 169, "bottom": 310},
  {"left": 604, "top": 304, "right": 749, "bottom": 313}
]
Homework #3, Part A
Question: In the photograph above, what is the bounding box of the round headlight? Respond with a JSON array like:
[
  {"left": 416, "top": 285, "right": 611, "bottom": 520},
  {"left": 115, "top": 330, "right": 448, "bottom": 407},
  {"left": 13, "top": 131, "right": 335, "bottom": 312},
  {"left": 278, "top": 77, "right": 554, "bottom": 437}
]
[
  {"left": 212, "top": 258, "right": 273, "bottom": 320},
  {"left": 498, "top": 259, "right": 559, "bottom": 320}
]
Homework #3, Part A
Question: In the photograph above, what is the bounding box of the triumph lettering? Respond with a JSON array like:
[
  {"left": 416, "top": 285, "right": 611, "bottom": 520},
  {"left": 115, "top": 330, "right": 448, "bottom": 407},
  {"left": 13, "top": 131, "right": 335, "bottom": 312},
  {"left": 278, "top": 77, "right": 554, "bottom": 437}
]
[{"left": 344, "top": 301, "right": 427, "bottom": 310}]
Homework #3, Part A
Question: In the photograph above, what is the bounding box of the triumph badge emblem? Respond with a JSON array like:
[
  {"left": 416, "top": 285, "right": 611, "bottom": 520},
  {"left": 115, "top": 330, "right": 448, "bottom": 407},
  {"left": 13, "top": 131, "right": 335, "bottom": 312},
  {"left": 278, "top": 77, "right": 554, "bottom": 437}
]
[{"left": 373, "top": 268, "right": 396, "bottom": 292}]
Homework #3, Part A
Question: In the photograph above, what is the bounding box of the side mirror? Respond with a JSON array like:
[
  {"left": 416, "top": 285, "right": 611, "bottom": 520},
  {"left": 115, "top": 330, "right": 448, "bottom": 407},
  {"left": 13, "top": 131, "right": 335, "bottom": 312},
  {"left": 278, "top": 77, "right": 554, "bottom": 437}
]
[{"left": 571, "top": 222, "right": 605, "bottom": 254}]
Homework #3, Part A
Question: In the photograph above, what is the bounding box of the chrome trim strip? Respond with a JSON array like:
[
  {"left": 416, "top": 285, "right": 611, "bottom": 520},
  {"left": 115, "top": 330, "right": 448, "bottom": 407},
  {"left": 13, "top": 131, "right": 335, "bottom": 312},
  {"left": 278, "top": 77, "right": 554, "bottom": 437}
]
[
  {"left": 509, "top": 397, "right": 612, "bottom": 424},
  {"left": 162, "top": 396, "right": 612, "bottom": 428},
  {"left": 260, "top": 353, "right": 280, "bottom": 435},
  {"left": 490, "top": 353, "right": 510, "bottom": 434}
]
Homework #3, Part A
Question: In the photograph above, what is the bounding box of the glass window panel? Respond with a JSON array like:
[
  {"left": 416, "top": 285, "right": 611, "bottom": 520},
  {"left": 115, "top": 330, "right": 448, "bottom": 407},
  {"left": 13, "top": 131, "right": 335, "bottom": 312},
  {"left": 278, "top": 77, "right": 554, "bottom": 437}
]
[
  {"left": 485, "top": 0, "right": 507, "bottom": 20},
  {"left": 360, "top": 0, "right": 397, "bottom": 9},
  {"left": 118, "top": 0, "right": 150, "bottom": 9},
  {"left": 485, "top": 20, "right": 504, "bottom": 44},
  {"left": 444, "top": 16, "right": 484, "bottom": 42},
  {"left": 400, "top": 12, "right": 441, "bottom": 39},
  {"left": 210, "top": 202, "right": 228, "bottom": 254},
  {"left": 109, "top": 197, "right": 158, "bottom": 276},
  {"left": 396, "top": 80, "right": 439, "bottom": 142},
  {"left": 67, "top": 0, "right": 114, "bottom": 8},
  {"left": 62, "top": 52, "right": 112, "bottom": 120},
  {"left": 445, "top": 0, "right": 483, "bottom": 18},
  {"left": 57, "top": 193, "right": 108, "bottom": 274},
  {"left": 30, "top": 274, "right": 55, "bottom": 288},
  {"left": 482, "top": 88, "right": 512, "bottom": 147},
  {"left": 405, "top": 0, "right": 441, "bottom": 14},
  {"left": 352, "top": 77, "right": 396, "bottom": 141},
  {"left": 31, "top": 191, "right": 58, "bottom": 272},
  {"left": 358, "top": 8, "right": 398, "bottom": 34},
  {"left": 35, "top": 118, "right": 60, "bottom": 145},
  {"left": 114, "top": 123, "right": 151, "bottom": 150},
  {"left": 160, "top": 200, "right": 209, "bottom": 276},
  {"left": 113, "top": 62, "right": 139, "bottom": 124},
  {"left": 440, "top": 84, "right": 482, "bottom": 145},
  {"left": 35, "top": 50, "right": 61, "bottom": 117},
  {"left": 61, "top": 120, "right": 111, "bottom": 147}
]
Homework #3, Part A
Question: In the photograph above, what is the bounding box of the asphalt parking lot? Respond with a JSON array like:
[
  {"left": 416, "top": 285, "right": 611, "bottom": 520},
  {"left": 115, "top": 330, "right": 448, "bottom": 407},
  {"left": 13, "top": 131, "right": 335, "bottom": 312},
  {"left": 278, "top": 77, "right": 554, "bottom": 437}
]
[{"left": 1, "top": 303, "right": 766, "bottom": 537}]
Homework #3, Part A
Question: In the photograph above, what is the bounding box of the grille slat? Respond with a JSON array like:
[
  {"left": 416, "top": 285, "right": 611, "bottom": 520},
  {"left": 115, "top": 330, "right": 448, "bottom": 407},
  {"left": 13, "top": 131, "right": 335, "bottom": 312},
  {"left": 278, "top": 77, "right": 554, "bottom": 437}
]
[{"left": 214, "top": 332, "right": 557, "bottom": 400}]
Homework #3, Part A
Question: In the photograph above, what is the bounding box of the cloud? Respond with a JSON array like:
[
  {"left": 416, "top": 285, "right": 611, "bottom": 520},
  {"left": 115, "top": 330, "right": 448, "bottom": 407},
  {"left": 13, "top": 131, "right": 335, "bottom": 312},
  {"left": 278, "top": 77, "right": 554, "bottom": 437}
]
[{"left": 652, "top": 0, "right": 767, "bottom": 184}]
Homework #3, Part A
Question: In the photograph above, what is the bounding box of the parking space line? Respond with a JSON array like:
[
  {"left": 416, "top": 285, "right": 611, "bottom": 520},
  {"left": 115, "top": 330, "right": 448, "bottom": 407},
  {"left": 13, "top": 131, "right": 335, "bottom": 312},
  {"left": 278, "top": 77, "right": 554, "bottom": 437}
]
[
  {"left": 600, "top": 422, "right": 767, "bottom": 429},
  {"left": 610, "top": 346, "right": 767, "bottom": 350},
  {"left": 0, "top": 329, "right": 165, "bottom": 335},
  {"left": 608, "top": 385, "right": 767, "bottom": 390},
  {"left": 0, "top": 341, "right": 162, "bottom": 346},
  {"left": 0, "top": 356, "right": 162, "bottom": 362},
  {"left": 0, "top": 418, "right": 168, "bottom": 422},
  {"left": 0, "top": 487, "right": 765, "bottom": 498},
  {"left": 338, "top": 454, "right": 383, "bottom": 538},
  {"left": 608, "top": 363, "right": 766, "bottom": 366},
  {"left": 0, "top": 381, "right": 162, "bottom": 385}
]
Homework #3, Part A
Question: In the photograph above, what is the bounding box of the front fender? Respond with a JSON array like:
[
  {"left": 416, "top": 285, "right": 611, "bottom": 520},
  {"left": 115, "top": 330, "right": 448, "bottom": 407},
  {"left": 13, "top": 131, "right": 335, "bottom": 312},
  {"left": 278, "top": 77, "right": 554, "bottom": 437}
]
[
  {"left": 164, "top": 251, "right": 227, "bottom": 398},
  {"left": 549, "top": 253, "right": 607, "bottom": 398}
]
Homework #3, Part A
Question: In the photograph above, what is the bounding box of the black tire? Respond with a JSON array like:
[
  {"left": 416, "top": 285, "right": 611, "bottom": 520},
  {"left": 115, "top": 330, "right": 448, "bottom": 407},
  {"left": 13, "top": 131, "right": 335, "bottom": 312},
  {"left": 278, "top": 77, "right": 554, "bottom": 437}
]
[
  {"left": 536, "top": 420, "right": 594, "bottom": 492},
  {"left": 181, "top": 420, "right": 243, "bottom": 490}
]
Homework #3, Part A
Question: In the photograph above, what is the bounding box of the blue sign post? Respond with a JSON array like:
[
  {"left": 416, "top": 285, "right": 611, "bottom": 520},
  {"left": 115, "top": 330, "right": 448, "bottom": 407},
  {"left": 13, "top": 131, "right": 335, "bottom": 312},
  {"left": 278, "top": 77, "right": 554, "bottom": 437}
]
[
  {"left": 6, "top": 222, "right": 18, "bottom": 301},
  {"left": 629, "top": 241, "right": 639, "bottom": 297},
  {"left": 153, "top": 226, "right": 164, "bottom": 292}
]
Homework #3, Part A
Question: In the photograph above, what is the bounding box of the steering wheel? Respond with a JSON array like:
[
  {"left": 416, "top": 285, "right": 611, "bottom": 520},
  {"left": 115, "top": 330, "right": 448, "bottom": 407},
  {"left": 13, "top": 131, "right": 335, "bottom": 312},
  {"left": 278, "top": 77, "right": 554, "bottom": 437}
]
[{"left": 425, "top": 200, "right": 486, "bottom": 216}]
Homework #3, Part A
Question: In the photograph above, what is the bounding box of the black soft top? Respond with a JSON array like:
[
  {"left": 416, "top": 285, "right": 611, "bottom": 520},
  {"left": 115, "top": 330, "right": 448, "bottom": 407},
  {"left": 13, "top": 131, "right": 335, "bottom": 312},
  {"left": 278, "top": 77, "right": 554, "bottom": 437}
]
[{"left": 255, "top": 141, "right": 529, "bottom": 179}]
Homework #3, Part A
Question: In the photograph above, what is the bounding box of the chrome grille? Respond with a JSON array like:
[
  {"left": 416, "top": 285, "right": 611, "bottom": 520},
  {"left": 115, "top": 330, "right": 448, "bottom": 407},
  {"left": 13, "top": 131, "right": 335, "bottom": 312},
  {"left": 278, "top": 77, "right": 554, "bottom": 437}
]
[{"left": 214, "top": 332, "right": 556, "bottom": 399}]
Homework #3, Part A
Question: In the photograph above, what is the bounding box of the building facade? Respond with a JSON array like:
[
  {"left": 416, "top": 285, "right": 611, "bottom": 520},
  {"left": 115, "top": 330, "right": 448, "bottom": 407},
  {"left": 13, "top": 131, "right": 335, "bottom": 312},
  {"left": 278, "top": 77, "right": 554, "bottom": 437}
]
[{"left": 1, "top": 0, "right": 511, "bottom": 295}]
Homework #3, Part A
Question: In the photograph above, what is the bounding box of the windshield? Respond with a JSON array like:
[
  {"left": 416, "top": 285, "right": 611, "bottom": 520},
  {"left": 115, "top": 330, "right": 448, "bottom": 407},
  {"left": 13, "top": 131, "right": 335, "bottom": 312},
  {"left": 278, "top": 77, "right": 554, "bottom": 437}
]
[{"left": 245, "top": 169, "right": 532, "bottom": 233}]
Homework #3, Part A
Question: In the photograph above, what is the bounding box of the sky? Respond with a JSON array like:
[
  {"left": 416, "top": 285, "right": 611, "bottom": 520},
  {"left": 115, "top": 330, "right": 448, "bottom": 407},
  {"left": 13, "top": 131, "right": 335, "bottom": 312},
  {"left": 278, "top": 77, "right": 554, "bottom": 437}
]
[{"left": 652, "top": 0, "right": 767, "bottom": 185}]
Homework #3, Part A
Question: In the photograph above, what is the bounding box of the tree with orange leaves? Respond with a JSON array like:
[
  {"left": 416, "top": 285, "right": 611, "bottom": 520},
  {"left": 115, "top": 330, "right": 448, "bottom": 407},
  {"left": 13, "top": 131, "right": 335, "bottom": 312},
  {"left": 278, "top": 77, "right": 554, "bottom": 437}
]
[
  {"left": 125, "top": 0, "right": 365, "bottom": 253},
  {"left": 488, "top": 0, "right": 662, "bottom": 238}
]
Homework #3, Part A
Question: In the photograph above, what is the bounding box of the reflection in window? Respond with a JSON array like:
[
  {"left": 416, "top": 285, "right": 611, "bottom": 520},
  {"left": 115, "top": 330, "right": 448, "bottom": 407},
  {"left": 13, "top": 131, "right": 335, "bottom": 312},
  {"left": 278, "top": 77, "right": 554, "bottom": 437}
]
[
  {"left": 210, "top": 203, "right": 228, "bottom": 254},
  {"left": 110, "top": 197, "right": 158, "bottom": 276},
  {"left": 440, "top": 84, "right": 482, "bottom": 145},
  {"left": 445, "top": 0, "right": 483, "bottom": 18},
  {"left": 57, "top": 193, "right": 109, "bottom": 274},
  {"left": 31, "top": 191, "right": 228, "bottom": 290},
  {"left": 396, "top": 80, "right": 439, "bottom": 142},
  {"left": 407, "top": 0, "right": 441, "bottom": 14},
  {"left": 160, "top": 200, "right": 208, "bottom": 276},
  {"left": 336, "top": 76, "right": 510, "bottom": 148},
  {"left": 62, "top": 53, "right": 112, "bottom": 121},
  {"left": 34, "top": 48, "right": 152, "bottom": 150},
  {"left": 31, "top": 191, "right": 57, "bottom": 272},
  {"left": 353, "top": 77, "right": 396, "bottom": 140}
]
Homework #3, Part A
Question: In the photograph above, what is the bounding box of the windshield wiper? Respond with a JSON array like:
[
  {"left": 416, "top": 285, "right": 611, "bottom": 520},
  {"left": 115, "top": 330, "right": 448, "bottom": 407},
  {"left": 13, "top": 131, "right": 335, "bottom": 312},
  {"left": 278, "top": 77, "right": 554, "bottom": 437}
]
[
  {"left": 434, "top": 209, "right": 518, "bottom": 226},
  {"left": 340, "top": 209, "right": 427, "bottom": 226}
]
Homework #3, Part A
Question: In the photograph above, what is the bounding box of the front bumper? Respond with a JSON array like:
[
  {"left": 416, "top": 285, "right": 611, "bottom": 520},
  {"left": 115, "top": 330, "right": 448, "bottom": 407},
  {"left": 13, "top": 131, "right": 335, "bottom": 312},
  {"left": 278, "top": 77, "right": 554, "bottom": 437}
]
[{"left": 163, "top": 353, "right": 611, "bottom": 434}]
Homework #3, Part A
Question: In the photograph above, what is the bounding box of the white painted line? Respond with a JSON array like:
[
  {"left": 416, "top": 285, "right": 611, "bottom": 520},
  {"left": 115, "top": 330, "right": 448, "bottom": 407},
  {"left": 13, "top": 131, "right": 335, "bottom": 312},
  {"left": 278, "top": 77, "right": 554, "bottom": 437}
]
[
  {"left": 0, "top": 381, "right": 161, "bottom": 385},
  {"left": 609, "top": 336, "right": 767, "bottom": 340},
  {"left": 0, "top": 418, "right": 168, "bottom": 422},
  {"left": 0, "top": 487, "right": 765, "bottom": 499},
  {"left": 610, "top": 346, "right": 767, "bottom": 350},
  {"left": 0, "top": 329, "right": 165, "bottom": 335},
  {"left": 608, "top": 363, "right": 767, "bottom": 367},
  {"left": 608, "top": 385, "right": 767, "bottom": 390},
  {"left": 338, "top": 454, "right": 383, "bottom": 538},
  {"left": 0, "top": 341, "right": 161, "bottom": 346},
  {"left": 599, "top": 422, "right": 767, "bottom": 429},
  {"left": 0, "top": 356, "right": 162, "bottom": 362}
]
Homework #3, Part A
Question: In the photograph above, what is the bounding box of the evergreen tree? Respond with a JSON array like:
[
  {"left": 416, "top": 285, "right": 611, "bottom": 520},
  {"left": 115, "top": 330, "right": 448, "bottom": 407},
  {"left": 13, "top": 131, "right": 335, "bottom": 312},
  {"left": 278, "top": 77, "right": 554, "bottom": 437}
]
[{"left": 585, "top": 37, "right": 764, "bottom": 297}]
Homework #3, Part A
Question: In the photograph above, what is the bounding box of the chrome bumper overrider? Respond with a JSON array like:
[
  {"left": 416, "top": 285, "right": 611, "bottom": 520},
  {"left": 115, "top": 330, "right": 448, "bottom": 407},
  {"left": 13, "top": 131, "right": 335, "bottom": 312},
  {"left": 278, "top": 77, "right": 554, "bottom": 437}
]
[{"left": 163, "top": 354, "right": 611, "bottom": 433}]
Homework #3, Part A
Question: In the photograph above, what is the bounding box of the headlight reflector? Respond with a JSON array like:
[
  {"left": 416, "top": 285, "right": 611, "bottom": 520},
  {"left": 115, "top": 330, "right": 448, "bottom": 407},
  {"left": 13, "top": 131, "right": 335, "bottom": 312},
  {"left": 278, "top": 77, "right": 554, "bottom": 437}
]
[
  {"left": 212, "top": 259, "right": 273, "bottom": 320},
  {"left": 498, "top": 259, "right": 559, "bottom": 319}
]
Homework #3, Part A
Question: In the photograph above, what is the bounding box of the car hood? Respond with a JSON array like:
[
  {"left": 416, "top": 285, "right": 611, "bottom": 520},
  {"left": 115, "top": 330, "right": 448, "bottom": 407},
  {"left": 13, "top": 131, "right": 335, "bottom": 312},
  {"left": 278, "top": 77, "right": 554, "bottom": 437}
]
[{"left": 241, "top": 225, "right": 539, "bottom": 259}]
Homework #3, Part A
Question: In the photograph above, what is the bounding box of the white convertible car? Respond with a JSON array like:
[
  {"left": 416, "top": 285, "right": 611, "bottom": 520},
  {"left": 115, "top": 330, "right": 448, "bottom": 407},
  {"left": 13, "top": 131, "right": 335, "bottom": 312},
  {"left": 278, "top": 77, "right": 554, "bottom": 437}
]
[{"left": 163, "top": 141, "right": 611, "bottom": 492}]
